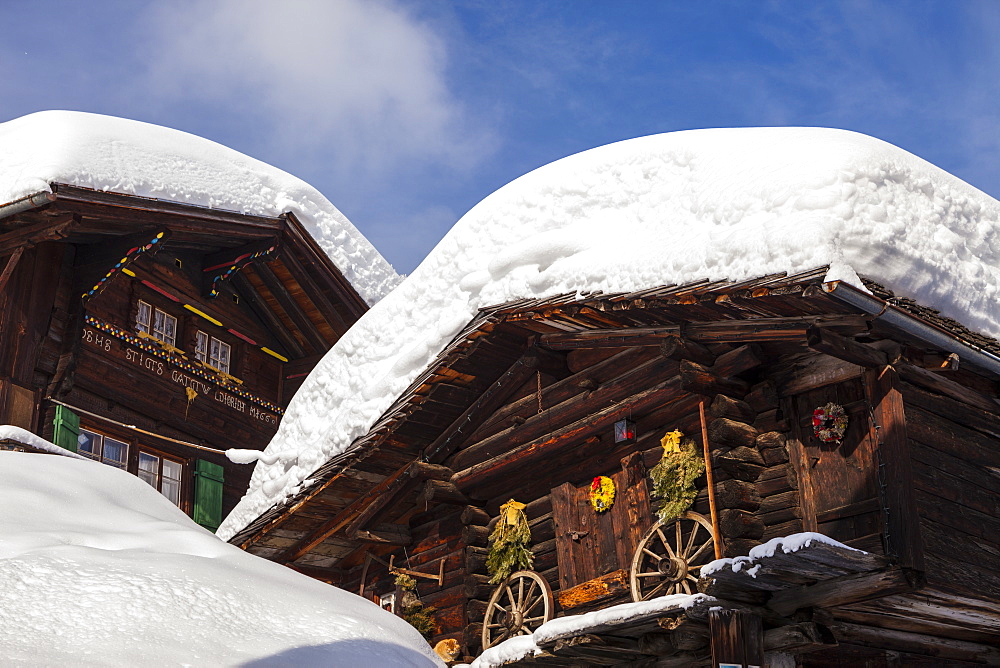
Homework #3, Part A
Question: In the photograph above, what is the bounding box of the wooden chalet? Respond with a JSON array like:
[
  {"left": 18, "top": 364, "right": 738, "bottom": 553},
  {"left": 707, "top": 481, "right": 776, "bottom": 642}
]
[
  {"left": 228, "top": 267, "right": 1000, "bottom": 666},
  {"left": 0, "top": 185, "right": 368, "bottom": 531}
]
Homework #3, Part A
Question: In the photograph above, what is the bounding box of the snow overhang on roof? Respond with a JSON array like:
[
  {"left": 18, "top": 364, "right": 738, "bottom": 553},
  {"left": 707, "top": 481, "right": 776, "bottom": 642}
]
[
  {"left": 219, "top": 126, "right": 1000, "bottom": 541},
  {"left": 0, "top": 110, "right": 400, "bottom": 305}
]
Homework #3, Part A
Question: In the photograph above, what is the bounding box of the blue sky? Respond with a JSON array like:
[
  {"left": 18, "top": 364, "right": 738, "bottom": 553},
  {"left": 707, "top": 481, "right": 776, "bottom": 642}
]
[{"left": 2, "top": 1, "right": 998, "bottom": 274}]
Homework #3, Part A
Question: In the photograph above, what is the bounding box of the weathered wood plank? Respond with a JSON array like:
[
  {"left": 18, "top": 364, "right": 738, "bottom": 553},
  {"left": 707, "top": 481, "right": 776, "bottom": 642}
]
[
  {"left": 864, "top": 366, "right": 924, "bottom": 571},
  {"left": 768, "top": 567, "right": 916, "bottom": 616}
]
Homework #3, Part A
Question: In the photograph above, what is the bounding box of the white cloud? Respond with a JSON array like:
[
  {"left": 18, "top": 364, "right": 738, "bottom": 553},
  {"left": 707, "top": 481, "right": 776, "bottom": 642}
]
[{"left": 142, "top": 0, "right": 487, "bottom": 177}]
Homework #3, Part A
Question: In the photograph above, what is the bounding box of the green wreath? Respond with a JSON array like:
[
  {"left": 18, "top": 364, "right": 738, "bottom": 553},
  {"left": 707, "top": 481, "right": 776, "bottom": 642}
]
[{"left": 649, "top": 432, "right": 705, "bottom": 523}]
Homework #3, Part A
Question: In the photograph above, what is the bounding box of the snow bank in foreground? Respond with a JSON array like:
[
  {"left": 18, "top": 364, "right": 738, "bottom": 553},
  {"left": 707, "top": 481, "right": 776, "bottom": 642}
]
[
  {"left": 702, "top": 532, "right": 861, "bottom": 577},
  {"left": 220, "top": 127, "right": 1000, "bottom": 539},
  {"left": 0, "top": 452, "right": 442, "bottom": 667},
  {"left": 0, "top": 111, "right": 399, "bottom": 304},
  {"left": 470, "top": 593, "right": 711, "bottom": 668}
]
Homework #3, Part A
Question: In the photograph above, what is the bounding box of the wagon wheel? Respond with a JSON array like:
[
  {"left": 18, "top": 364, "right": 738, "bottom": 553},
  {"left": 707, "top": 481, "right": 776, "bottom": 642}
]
[
  {"left": 630, "top": 511, "right": 716, "bottom": 601},
  {"left": 481, "top": 570, "right": 554, "bottom": 650}
]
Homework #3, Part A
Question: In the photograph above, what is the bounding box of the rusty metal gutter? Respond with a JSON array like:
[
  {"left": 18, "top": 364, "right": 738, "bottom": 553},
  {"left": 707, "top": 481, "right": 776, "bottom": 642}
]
[
  {"left": 823, "top": 280, "right": 1000, "bottom": 378},
  {"left": 0, "top": 191, "right": 56, "bottom": 220}
]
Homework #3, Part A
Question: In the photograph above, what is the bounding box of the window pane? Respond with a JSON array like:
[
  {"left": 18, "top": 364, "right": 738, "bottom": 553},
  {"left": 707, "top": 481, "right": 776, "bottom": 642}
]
[
  {"left": 161, "top": 460, "right": 183, "bottom": 508},
  {"left": 138, "top": 452, "right": 159, "bottom": 487},
  {"left": 78, "top": 430, "right": 101, "bottom": 460},
  {"left": 152, "top": 309, "right": 177, "bottom": 346},
  {"left": 195, "top": 331, "right": 209, "bottom": 362},
  {"left": 162, "top": 313, "right": 177, "bottom": 344},
  {"left": 103, "top": 438, "right": 128, "bottom": 469},
  {"left": 161, "top": 478, "right": 181, "bottom": 507},
  {"left": 136, "top": 301, "right": 151, "bottom": 334},
  {"left": 162, "top": 459, "right": 182, "bottom": 482},
  {"left": 210, "top": 338, "right": 231, "bottom": 374}
]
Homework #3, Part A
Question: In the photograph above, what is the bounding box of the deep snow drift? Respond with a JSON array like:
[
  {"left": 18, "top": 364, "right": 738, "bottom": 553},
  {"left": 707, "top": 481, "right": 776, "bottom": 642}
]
[
  {"left": 0, "top": 111, "right": 399, "bottom": 305},
  {"left": 0, "top": 451, "right": 442, "bottom": 667},
  {"left": 219, "top": 127, "right": 1000, "bottom": 539}
]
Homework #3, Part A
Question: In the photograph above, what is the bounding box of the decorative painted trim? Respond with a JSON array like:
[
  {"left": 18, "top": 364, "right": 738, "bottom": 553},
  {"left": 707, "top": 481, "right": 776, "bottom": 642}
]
[
  {"left": 184, "top": 304, "right": 224, "bottom": 327},
  {"left": 202, "top": 239, "right": 278, "bottom": 298},
  {"left": 82, "top": 230, "right": 169, "bottom": 302},
  {"left": 85, "top": 314, "right": 284, "bottom": 415}
]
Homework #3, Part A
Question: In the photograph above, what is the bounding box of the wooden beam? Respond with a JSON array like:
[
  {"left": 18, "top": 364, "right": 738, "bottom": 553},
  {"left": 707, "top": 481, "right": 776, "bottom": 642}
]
[
  {"left": 539, "top": 315, "right": 869, "bottom": 349},
  {"left": 452, "top": 378, "right": 700, "bottom": 496},
  {"left": 864, "top": 366, "right": 925, "bottom": 571},
  {"left": 52, "top": 183, "right": 282, "bottom": 234},
  {"left": 273, "top": 244, "right": 354, "bottom": 335},
  {"left": 424, "top": 352, "right": 537, "bottom": 463},
  {"left": 556, "top": 569, "right": 629, "bottom": 611},
  {"left": 767, "top": 567, "right": 918, "bottom": 616},
  {"left": 0, "top": 246, "right": 24, "bottom": 295},
  {"left": 709, "top": 609, "right": 763, "bottom": 668},
  {"left": 680, "top": 359, "right": 748, "bottom": 398},
  {"left": 0, "top": 217, "right": 75, "bottom": 256},
  {"left": 252, "top": 261, "right": 329, "bottom": 353},
  {"left": 660, "top": 334, "right": 715, "bottom": 365},
  {"left": 354, "top": 524, "right": 412, "bottom": 545},
  {"left": 284, "top": 563, "right": 345, "bottom": 585},
  {"left": 896, "top": 361, "right": 1000, "bottom": 414},
  {"left": 277, "top": 462, "right": 415, "bottom": 563},
  {"left": 807, "top": 325, "right": 888, "bottom": 368},
  {"left": 282, "top": 212, "right": 368, "bottom": 320},
  {"left": 828, "top": 621, "right": 1000, "bottom": 664},
  {"left": 763, "top": 622, "right": 836, "bottom": 654},
  {"left": 230, "top": 272, "right": 306, "bottom": 359},
  {"left": 450, "top": 354, "right": 681, "bottom": 472}
]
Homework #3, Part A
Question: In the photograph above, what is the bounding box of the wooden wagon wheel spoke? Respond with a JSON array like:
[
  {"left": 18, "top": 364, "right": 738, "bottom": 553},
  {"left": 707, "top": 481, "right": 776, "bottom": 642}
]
[
  {"left": 655, "top": 527, "right": 676, "bottom": 559},
  {"left": 481, "top": 571, "right": 554, "bottom": 650},
  {"left": 630, "top": 512, "right": 717, "bottom": 603},
  {"left": 687, "top": 537, "right": 714, "bottom": 565},
  {"left": 684, "top": 521, "right": 701, "bottom": 557}
]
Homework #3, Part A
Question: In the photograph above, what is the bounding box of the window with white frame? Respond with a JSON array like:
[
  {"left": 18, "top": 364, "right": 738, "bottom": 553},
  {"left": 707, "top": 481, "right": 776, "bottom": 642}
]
[
  {"left": 135, "top": 300, "right": 178, "bottom": 346},
  {"left": 77, "top": 429, "right": 128, "bottom": 469},
  {"left": 195, "top": 330, "right": 231, "bottom": 374},
  {"left": 138, "top": 450, "right": 184, "bottom": 507}
]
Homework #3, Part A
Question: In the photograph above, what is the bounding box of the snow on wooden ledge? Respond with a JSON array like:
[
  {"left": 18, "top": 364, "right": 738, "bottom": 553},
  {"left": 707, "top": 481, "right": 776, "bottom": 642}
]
[
  {"left": 470, "top": 593, "right": 714, "bottom": 668},
  {"left": 703, "top": 532, "right": 863, "bottom": 578}
]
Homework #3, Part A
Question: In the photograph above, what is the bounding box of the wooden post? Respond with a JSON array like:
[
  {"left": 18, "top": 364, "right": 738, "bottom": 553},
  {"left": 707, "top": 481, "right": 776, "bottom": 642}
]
[
  {"left": 700, "top": 400, "right": 724, "bottom": 560},
  {"left": 709, "top": 609, "right": 763, "bottom": 668}
]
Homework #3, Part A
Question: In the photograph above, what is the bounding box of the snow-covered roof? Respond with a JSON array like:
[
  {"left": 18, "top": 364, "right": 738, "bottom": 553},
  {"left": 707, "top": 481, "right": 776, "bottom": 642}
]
[
  {"left": 218, "top": 127, "right": 1000, "bottom": 540},
  {"left": 0, "top": 451, "right": 442, "bottom": 666},
  {"left": 0, "top": 425, "right": 86, "bottom": 459},
  {"left": 0, "top": 111, "right": 399, "bottom": 305}
]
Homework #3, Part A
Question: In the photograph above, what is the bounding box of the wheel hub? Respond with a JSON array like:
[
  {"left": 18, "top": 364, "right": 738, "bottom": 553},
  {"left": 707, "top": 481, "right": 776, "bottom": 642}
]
[
  {"left": 656, "top": 556, "right": 689, "bottom": 583},
  {"left": 502, "top": 609, "right": 524, "bottom": 631}
]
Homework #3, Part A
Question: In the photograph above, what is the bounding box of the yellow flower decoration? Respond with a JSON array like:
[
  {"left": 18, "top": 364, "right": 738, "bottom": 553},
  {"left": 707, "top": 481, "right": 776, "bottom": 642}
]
[
  {"left": 660, "top": 429, "right": 683, "bottom": 453},
  {"left": 589, "top": 476, "right": 616, "bottom": 513}
]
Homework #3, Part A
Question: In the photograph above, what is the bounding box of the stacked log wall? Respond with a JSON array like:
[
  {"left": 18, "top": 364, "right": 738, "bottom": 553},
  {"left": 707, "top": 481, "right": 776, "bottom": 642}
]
[
  {"left": 898, "top": 379, "right": 1000, "bottom": 605},
  {"left": 340, "top": 506, "right": 469, "bottom": 652}
]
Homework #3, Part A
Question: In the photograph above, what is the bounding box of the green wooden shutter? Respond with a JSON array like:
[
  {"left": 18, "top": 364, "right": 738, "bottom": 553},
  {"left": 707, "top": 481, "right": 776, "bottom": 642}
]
[
  {"left": 193, "top": 459, "right": 225, "bottom": 532},
  {"left": 52, "top": 405, "right": 80, "bottom": 453}
]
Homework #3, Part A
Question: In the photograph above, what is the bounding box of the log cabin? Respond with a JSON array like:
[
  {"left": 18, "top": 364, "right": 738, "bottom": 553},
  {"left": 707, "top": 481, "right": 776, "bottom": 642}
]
[
  {"left": 0, "top": 183, "right": 373, "bottom": 531},
  {"left": 226, "top": 268, "right": 1000, "bottom": 666}
]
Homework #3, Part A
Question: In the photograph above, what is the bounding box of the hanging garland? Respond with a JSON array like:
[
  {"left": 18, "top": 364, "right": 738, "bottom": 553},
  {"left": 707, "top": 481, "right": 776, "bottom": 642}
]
[
  {"left": 813, "top": 402, "right": 849, "bottom": 443},
  {"left": 589, "top": 476, "right": 616, "bottom": 513},
  {"left": 486, "top": 499, "right": 533, "bottom": 584},
  {"left": 649, "top": 430, "right": 705, "bottom": 523}
]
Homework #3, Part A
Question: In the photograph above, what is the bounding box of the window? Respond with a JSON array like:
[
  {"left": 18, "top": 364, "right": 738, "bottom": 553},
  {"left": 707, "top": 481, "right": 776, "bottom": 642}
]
[
  {"left": 138, "top": 450, "right": 184, "bottom": 508},
  {"left": 136, "top": 300, "right": 178, "bottom": 346},
  {"left": 77, "top": 429, "right": 128, "bottom": 469},
  {"left": 195, "top": 330, "right": 231, "bottom": 374}
]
